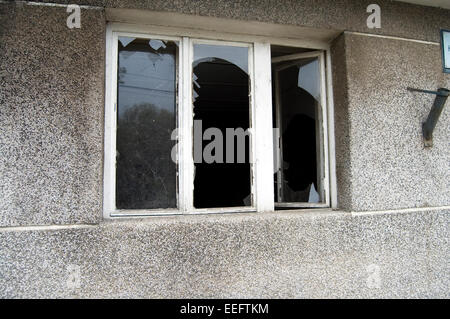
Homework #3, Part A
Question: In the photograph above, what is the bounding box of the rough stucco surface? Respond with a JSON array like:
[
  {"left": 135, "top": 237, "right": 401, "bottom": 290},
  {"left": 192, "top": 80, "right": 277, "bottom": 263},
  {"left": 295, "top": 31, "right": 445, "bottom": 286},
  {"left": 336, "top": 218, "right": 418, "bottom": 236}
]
[
  {"left": 0, "top": 209, "right": 448, "bottom": 298},
  {"left": 330, "top": 35, "right": 353, "bottom": 211},
  {"left": 25, "top": 0, "right": 450, "bottom": 43},
  {"left": 0, "top": 1, "right": 449, "bottom": 299},
  {"left": 0, "top": 4, "right": 105, "bottom": 226},
  {"left": 333, "top": 33, "right": 450, "bottom": 211}
]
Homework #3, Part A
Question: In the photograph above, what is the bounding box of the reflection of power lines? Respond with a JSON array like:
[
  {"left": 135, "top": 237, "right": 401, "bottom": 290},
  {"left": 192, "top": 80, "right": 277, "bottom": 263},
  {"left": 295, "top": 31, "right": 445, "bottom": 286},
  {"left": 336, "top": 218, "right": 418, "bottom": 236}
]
[
  {"left": 121, "top": 72, "right": 174, "bottom": 82},
  {"left": 119, "top": 84, "right": 175, "bottom": 94}
]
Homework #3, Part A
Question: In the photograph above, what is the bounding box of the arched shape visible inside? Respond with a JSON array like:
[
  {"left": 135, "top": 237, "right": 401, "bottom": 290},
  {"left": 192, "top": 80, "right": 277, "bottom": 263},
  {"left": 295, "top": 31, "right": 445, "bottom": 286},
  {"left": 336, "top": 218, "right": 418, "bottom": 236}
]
[{"left": 193, "top": 57, "right": 251, "bottom": 208}]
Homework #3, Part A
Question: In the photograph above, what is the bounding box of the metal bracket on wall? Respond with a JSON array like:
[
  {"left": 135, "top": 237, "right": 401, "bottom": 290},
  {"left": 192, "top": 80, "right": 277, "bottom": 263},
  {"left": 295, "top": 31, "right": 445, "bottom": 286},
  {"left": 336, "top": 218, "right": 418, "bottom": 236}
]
[{"left": 407, "top": 87, "right": 450, "bottom": 147}]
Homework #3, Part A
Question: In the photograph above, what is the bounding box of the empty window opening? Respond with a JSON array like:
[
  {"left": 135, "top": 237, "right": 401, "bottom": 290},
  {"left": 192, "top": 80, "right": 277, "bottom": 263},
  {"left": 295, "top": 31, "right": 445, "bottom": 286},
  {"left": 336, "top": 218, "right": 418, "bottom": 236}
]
[
  {"left": 192, "top": 43, "right": 252, "bottom": 209},
  {"left": 116, "top": 37, "right": 179, "bottom": 209},
  {"left": 270, "top": 45, "right": 314, "bottom": 58},
  {"left": 271, "top": 46, "right": 325, "bottom": 209}
]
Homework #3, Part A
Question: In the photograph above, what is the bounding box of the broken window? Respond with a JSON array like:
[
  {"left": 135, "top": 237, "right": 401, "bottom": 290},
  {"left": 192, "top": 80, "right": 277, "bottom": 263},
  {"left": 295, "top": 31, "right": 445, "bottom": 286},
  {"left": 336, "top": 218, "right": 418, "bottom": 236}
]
[
  {"left": 192, "top": 43, "right": 252, "bottom": 208},
  {"left": 272, "top": 46, "right": 326, "bottom": 208},
  {"left": 104, "top": 30, "right": 332, "bottom": 217},
  {"left": 116, "top": 37, "right": 179, "bottom": 209}
]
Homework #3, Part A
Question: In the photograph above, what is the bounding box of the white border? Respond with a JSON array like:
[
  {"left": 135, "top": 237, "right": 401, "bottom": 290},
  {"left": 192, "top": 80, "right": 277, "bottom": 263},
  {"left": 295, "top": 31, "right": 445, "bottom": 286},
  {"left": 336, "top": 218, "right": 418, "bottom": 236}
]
[
  {"left": 271, "top": 51, "right": 331, "bottom": 208},
  {"left": 103, "top": 23, "right": 337, "bottom": 218},
  {"left": 187, "top": 38, "right": 257, "bottom": 215},
  {"left": 103, "top": 28, "right": 183, "bottom": 218}
]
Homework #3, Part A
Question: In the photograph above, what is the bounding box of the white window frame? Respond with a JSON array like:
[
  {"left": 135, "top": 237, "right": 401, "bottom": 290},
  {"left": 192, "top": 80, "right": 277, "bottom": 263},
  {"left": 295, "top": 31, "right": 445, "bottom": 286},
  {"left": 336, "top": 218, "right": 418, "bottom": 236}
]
[
  {"left": 103, "top": 23, "right": 337, "bottom": 218},
  {"left": 188, "top": 38, "right": 257, "bottom": 215},
  {"left": 272, "top": 51, "right": 329, "bottom": 209}
]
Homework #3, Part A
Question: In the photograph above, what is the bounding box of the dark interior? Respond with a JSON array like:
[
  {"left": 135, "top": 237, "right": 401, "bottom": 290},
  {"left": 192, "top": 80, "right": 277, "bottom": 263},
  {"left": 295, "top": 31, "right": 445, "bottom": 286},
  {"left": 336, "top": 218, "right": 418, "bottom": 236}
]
[
  {"left": 272, "top": 61, "right": 319, "bottom": 204},
  {"left": 193, "top": 58, "right": 251, "bottom": 208}
]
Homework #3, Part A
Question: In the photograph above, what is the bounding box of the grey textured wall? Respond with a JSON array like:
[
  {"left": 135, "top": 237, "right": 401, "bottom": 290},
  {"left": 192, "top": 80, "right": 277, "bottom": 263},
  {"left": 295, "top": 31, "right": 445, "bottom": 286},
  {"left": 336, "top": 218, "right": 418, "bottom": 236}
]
[
  {"left": 0, "top": 1, "right": 449, "bottom": 298},
  {"left": 16, "top": 0, "right": 450, "bottom": 42},
  {"left": 332, "top": 33, "right": 450, "bottom": 211},
  {"left": 0, "top": 3, "right": 105, "bottom": 227},
  {"left": 1, "top": 209, "right": 448, "bottom": 298}
]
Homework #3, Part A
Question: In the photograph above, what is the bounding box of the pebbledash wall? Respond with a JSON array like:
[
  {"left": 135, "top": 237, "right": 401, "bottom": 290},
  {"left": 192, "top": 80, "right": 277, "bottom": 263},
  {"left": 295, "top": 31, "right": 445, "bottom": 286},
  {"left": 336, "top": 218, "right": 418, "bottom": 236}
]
[{"left": 0, "top": 0, "right": 449, "bottom": 298}]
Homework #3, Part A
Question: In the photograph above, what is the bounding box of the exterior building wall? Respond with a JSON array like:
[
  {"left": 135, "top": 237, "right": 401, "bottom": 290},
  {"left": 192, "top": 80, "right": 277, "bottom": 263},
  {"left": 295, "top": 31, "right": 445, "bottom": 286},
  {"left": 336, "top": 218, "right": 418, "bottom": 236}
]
[
  {"left": 332, "top": 32, "right": 450, "bottom": 211},
  {"left": 0, "top": 1, "right": 449, "bottom": 298},
  {"left": 1, "top": 209, "right": 448, "bottom": 298},
  {"left": 0, "top": 3, "right": 105, "bottom": 227},
  {"left": 11, "top": 0, "right": 450, "bottom": 42}
]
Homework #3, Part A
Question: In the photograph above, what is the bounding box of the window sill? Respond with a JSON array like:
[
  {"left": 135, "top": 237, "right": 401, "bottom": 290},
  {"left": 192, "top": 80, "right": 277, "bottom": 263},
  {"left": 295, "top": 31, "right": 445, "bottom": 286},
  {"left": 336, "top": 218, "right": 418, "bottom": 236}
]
[{"left": 105, "top": 206, "right": 336, "bottom": 221}]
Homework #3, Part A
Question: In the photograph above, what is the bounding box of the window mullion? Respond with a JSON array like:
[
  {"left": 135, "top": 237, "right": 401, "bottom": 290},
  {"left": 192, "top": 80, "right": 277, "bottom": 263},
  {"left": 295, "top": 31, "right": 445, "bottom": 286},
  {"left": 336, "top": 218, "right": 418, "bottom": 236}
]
[
  {"left": 253, "top": 42, "right": 275, "bottom": 212},
  {"left": 103, "top": 28, "right": 118, "bottom": 218},
  {"left": 179, "top": 36, "right": 194, "bottom": 213},
  {"left": 318, "top": 52, "right": 330, "bottom": 207}
]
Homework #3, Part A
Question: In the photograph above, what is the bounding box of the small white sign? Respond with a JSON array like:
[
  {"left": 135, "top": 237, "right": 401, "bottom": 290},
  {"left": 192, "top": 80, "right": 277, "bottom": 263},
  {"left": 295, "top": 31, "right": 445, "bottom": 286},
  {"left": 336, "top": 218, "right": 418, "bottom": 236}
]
[{"left": 442, "top": 30, "right": 450, "bottom": 73}]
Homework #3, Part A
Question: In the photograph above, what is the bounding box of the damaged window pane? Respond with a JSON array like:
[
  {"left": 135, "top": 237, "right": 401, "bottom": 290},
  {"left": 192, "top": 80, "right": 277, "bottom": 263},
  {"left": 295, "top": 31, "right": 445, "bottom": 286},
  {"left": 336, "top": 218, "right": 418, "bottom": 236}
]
[
  {"left": 193, "top": 44, "right": 248, "bottom": 74},
  {"left": 116, "top": 37, "right": 178, "bottom": 209},
  {"left": 272, "top": 51, "right": 323, "bottom": 205},
  {"left": 192, "top": 43, "right": 252, "bottom": 208},
  {"left": 298, "top": 59, "right": 320, "bottom": 101}
]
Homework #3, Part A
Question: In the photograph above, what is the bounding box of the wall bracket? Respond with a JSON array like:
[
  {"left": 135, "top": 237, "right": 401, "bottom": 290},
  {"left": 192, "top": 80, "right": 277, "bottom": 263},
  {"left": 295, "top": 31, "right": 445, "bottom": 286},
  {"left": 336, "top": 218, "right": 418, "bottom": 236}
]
[{"left": 407, "top": 87, "right": 449, "bottom": 147}]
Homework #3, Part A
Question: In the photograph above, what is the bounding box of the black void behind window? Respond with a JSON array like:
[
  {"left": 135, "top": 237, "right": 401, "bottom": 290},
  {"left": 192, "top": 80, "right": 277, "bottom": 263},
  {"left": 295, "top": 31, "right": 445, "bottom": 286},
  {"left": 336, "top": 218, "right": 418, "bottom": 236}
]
[
  {"left": 116, "top": 37, "right": 178, "bottom": 210},
  {"left": 193, "top": 44, "right": 252, "bottom": 209},
  {"left": 270, "top": 45, "right": 314, "bottom": 58},
  {"left": 272, "top": 46, "right": 324, "bottom": 206}
]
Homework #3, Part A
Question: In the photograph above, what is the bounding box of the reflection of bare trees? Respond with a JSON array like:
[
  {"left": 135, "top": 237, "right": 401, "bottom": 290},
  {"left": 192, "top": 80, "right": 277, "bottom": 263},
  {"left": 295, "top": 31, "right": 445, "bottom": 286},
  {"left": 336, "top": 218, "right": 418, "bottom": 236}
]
[
  {"left": 118, "top": 66, "right": 126, "bottom": 84},
  {"left": 116, "top": 103, "right": 176, "bottom": 209}
]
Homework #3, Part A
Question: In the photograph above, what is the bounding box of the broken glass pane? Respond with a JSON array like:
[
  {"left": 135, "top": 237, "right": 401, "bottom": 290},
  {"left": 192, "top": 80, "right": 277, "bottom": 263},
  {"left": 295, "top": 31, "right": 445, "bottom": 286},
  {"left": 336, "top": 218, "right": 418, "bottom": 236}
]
[
  {"left": 298, "top": 59, "right": 320, "bottom": 101},
  {"left": 192, "top": 43, "right": 252, "bottom": 208},
  {"left": 116, "top": 37, "right": 178, "bottom": 209},
  {"left": 272, "top": 56, "right": 323, "bottom": 204}
]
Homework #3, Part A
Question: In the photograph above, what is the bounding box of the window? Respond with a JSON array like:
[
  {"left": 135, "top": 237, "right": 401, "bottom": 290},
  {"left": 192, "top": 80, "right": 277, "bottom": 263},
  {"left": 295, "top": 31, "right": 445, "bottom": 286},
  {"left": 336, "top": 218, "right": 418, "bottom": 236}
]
[
  {"left": 271, "top": 47, "right": 329, "bottom": 209},
  {"left": 192, "top": 42, "right": 253, "bottom": 208},
  {"left": 116, "top": 37, "right": 179, "bottom": 210},
  {"left": 104, "top": 26, "right": 335, "bottom": 217}
]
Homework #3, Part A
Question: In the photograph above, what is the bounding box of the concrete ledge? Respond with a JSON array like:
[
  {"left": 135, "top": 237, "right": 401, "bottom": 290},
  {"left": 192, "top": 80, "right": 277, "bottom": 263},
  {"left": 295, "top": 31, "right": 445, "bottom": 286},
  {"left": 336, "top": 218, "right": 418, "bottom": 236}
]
[
  {"left": 5, "top": 0, "right": 450, "bottom": 43},
  {"left": 0, "top": 208, "right": 448, "bottom": 298}
]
